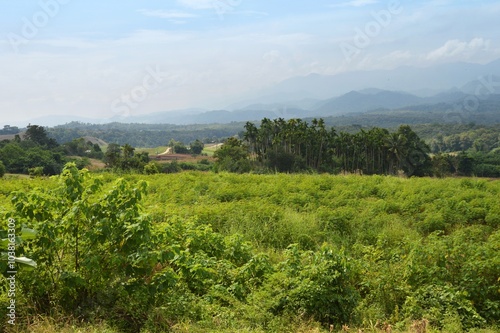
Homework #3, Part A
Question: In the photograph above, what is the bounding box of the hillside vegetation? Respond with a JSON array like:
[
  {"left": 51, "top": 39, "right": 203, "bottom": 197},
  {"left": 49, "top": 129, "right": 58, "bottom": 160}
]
[{"left": 1, "top": 165, "right": 499, "bottom": 332}]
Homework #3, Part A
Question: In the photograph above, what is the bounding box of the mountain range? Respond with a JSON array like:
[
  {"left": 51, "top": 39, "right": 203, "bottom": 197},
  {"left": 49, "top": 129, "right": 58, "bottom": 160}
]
[{"left": 18, "top": 59, "right": 500, "bottom": 127}]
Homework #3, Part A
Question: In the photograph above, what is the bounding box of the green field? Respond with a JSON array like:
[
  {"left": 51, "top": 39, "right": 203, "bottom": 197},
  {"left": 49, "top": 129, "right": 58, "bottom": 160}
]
[{"left": 1, "top": 168, "right": 500, "bottom": 332}]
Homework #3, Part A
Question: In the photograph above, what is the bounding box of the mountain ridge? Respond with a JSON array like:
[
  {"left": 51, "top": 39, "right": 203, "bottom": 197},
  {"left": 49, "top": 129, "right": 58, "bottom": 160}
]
[{"left": 8, "top": 59, "right": 500, "bottom": 127}]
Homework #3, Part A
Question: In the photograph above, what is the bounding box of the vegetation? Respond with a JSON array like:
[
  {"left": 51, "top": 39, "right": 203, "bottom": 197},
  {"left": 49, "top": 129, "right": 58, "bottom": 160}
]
[
  {"left": 0, "top": 125, "right": 65, "bottom": 175},
  {"left": 1, "top": 164, "right": 499, "bottom": 332},
  {"left": 242, "top": 119, "right": 431, "bottom": 175},
  {"left": 1, "top": 120, "right": 499, "bottom": 178},
  {"left": 63, "top": 137, "right": 104, "bottom": 159},
  {"left": 104, "top": 143, "right": 151, "bottom": 171},
  {"left": 213, "top": 137, "right": 252, "bottom": 173},
  {"left": 167, "top": 139, "right": 205, "bottom": 155},
  {"left": 0, "top": 125, "right": 20, "bottom": 135},
  {"left": 0, "top": 160, "right": 5, "bottom": 178},
  {"left": 425, "top": 124, "right": 500, "bottom": 177},
  {"left": 47, "top": 122, "right": 241, "bottom": 147},
  {"left": 209, "top": 118, "right": 500, "bottom": 177}
]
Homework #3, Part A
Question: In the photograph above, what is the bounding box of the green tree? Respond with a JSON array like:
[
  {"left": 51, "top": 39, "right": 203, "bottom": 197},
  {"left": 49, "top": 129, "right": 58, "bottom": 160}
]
[
  {"left": 456, "top": 152, "right": 474, "bottom": 176},
  {"left": 143, "top": 161, "right": 160, "bottom": 174},
  {"left": 24, "top": 124, "right": 58, "bottom": 148},
  {"left": 0, "top": 160, "right": 5, "bottom": 178},
  {"left": 122, "top": 144, "right": 135, "bottom": 159},
  {"left": 214, "top": 137, "right": 251, "bottom": 173},
  {"left": 104, "top": 143, "right": 122, "bottom": 168},
  {"left": 9, "top": 163, "right": 154, "bottom": 324},
  {"left": 190, "top": 140, "right": 204, "bottom": 155}
]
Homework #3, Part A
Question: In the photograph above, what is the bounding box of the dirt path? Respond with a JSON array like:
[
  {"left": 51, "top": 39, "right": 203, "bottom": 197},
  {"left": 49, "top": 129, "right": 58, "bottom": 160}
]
[{"left": 158, "top": 147, "right": 172, "bottom": 155}]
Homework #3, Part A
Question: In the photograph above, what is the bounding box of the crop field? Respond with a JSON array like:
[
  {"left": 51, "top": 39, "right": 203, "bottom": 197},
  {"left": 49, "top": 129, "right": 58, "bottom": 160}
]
[{"left": 1, "top": 168, "right": 499, "bottom": 332}]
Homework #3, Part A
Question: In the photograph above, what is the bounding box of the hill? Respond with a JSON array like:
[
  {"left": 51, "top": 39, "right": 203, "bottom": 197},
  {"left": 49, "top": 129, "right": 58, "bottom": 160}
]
[
  {"left": 259, "top": 59, "right": 500, "bottom": 100},
  {"left": 10, "top": 59, "right": 500, "bottom": 128},
  {"left": 81, "top": 136, "right": 108, "bottom": 149},
  {"left": 315, "top": 90, "right": 424, "bottom": 115}
]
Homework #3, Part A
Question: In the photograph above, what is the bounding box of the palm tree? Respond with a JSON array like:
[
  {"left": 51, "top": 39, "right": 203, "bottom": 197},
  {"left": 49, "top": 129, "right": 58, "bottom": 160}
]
[
  {"left": 244, "top": 122, "right": 259, "bottom": 160},
  {"left": 385, "top": 133, "right": 407, "bottom": 174}
]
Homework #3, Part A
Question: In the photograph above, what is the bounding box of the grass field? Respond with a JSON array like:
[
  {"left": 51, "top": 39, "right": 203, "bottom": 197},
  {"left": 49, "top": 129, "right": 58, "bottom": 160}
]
[{"left": 1, "top": 170, "right": 499, "bottom": 332}]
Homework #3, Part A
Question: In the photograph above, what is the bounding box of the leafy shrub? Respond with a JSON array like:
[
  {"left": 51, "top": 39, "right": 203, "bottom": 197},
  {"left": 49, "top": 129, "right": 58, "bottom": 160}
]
[
  {"left": 403, "top": 284, "right": 485, "bottom": 329},
  {"left": 161, "top": 161, "right": 181, "bottom": 173},
  {"left": 28, "top": 166, "right": 44, "bottom": 177},
  {"left": 2, "top": 169, "right": 500, "bottom": 331},
  {"left": 0, "top": 160, "right": 5, "bottom": 178},
  {"left": 254, "top": 245, "right": 358, "bottom": 326},
  {"left": 143, "top": 161, "right": 160, "bottom": 174},
  {"left": 9, "top": 163, "right": 154, "bottom": 328}
]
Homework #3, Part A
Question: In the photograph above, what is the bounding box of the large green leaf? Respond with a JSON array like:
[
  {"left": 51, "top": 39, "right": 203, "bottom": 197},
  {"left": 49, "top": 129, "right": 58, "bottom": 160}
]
[
  {"left": 20, "top": 227, "right": 38, "bottom": 240},
  {"left": 14, "top": 256, "right": 37, "bottom": 269},
  {"left": 0, "top": 228, "right": 37, "bottom": 247},
  {"left": 0, "top": 238, "right": 11, "bottom": 248}
]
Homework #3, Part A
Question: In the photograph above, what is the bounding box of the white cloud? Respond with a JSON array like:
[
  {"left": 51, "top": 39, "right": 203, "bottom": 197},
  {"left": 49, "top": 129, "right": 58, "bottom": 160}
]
[
  {"left": 177, "top": 0, "right": 217, "bottom": 10},
  {"left": 232, "top": 10, "right": 269, "bottom": 17},
  {"left": 114, "top": 30, "right": 193, "bottom": 45},
  {"left": 262, "top": 50, "right": 282, "bottom": 63},
  {"left": 138, "top": 9, "right": 198, "bottom": 19},
  {"left": 329, "top": 0, "right": 378, "bottom": 8},
  {"left": 426, "top": 38, "right": 490, "bottom": 62},
  {"left": 33, "top": 38, "right": 98, "bottom": 49}
]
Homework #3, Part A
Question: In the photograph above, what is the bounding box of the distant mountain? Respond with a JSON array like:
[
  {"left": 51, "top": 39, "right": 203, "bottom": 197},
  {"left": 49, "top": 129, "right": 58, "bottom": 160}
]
[
  {"left": 226, "top": 97, "right": 322, "bottom": 112},
  {"left": 256, "top": 59, "right": 500, "bottom": 102},
  {"left": 108, "top": 108, "right": 207, "bottom": 124},
  {"left": 182, "top": 108, "right": 310, "bottom": 124},
  {"left": 424, "top": 88, "right": 467, "bottom": 104},
  {"left": 14, "top": 115, "right": 102, "bottom": 127},
  {"left": 315, "top": 90, "right": 424, "bottom": 116},
  {"left": 460, "top": 75, "right": 500, "bottom": 95},
  {"left": 14, "top": 59, "right": 500, "bottom": 128},
  {"left": 357, "top": 88, "right": 387, "bottom": 95}
]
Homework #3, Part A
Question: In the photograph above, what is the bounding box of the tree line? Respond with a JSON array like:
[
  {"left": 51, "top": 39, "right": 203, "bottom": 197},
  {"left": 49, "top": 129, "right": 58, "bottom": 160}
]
[
  {"left": 0, "top": 125, "right": 103, "bottom": 177},
  {"left": 238, "top": 118, "right": 432, "bottom": 176},
  {"left": 47, "top": 121, "right": 241, "bottom": 147},
  {"left": 214, "top": 118, "right": 499, "bottom": 177}
]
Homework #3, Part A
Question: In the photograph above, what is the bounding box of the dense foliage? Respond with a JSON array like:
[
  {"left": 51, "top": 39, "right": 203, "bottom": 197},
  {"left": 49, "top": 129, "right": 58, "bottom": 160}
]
[
  {"left": 63, "top": 137, "right": 104, "bottom": 159},
  {"left": 47, "top": 122, "right": 243, "bottom": 147},
  {"left": 0, "top": 125, "right": 66, "bottom": 175},
  {"left": 208, "top": 119, "right": 499, "bottom": 177},
  {"left": 2, "top": 121, "right": 499, "bottom": 178},
  {"left": 243, "top": 119, "right": 432, "bottom": 176},
  {"left": 1, "top": 166, "right": 499, "bottom": 332},
  {"left": 0, "top": 125, "right": 21, "bottom": 135},
  {"left": 104, "top": 143, "right": 151, "bottom": 171}
]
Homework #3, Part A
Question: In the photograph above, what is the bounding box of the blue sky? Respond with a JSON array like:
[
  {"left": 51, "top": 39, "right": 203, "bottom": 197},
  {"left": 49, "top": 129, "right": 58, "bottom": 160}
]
[{"left": 1, "top": 0, "right": 500, "bottom": 125}]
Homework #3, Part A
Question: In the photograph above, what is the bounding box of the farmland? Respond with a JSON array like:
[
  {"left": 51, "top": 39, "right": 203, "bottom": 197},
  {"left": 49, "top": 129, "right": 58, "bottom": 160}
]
[{"left": 1, "top": 167, "right": 499, "bottom": 332}]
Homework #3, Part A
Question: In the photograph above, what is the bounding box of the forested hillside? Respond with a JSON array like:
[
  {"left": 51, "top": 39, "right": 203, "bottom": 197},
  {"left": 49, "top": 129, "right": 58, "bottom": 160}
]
[
  {"left": 2, "top": 120, "right": 499, "bottom": 178},
  {"left": 47, "top": 122, "right": 244, "bottom": 147}
]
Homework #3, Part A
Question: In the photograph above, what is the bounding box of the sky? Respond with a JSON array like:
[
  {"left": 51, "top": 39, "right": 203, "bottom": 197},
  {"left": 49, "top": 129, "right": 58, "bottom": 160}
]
[{"left": 1, "top": 0, "right": 500, "bottom": 126}]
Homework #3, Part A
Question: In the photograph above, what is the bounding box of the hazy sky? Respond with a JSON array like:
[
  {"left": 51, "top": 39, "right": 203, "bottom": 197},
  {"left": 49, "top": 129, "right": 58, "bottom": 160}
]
[{"left": 1, "top": 0, "right": 500, "bottom": 125}]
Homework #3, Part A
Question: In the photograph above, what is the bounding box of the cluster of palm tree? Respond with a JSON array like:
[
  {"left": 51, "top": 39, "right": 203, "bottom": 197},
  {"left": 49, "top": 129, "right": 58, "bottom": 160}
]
[{"left": 244, "top": 118, "right": 431, "bottom": 176}]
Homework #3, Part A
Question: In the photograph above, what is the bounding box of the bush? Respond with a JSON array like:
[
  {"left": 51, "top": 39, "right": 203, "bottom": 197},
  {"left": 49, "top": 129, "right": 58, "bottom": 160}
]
[
  {"left": 254, "top": 245, "right": 358, "bottom": 326},
  {"left": 143, "top": 161, "right": 160, "bottom": 175},
  {"left": 28, "top": 166, "right": 44, "bottom": 177},
  {"left": 403, "top": 284, "right": 485, "bottom": 329},
  {"left": 161, "top": 161, "right": 181, "bottom": 173},
  {"left": 0, "top": 160, "right": 5, "bottom": 177}
]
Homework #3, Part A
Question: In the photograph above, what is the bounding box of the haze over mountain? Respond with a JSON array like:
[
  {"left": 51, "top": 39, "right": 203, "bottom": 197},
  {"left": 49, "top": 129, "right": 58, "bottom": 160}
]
[
  {"left": 2, "top": 1, "right": 500, "bottom": 126},
  {"left": 13, "top": 59, "right": 500, "bottom": 127},
  {"left": 244, "top": 58, "right": 500, "bottom": 102}
]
